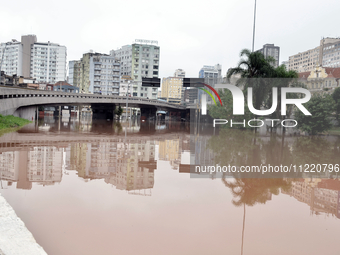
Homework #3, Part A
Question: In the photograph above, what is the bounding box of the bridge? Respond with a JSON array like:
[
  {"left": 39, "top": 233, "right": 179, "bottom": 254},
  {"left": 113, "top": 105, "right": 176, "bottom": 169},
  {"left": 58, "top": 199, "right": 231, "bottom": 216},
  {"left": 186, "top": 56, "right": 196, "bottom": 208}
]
[{"left": 0, "top": 86, "right": 192, "bottom": 120}]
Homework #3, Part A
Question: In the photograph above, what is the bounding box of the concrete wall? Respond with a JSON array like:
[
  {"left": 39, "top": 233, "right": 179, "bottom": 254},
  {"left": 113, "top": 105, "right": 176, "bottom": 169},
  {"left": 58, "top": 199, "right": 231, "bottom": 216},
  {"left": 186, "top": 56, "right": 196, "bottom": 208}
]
[{"left": 13, "top": 106, "right": 37, "bottom": 121}]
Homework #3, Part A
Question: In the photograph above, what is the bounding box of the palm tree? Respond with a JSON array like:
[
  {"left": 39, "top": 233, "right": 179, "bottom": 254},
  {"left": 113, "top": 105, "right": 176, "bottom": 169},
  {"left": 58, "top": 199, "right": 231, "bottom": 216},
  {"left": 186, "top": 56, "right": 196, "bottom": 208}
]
[
  {"left": 227, "top": 49, "right": 276, "bottom": 112},
  {"left": 227, "top": 49, "right": 276, "bottom": 79}
]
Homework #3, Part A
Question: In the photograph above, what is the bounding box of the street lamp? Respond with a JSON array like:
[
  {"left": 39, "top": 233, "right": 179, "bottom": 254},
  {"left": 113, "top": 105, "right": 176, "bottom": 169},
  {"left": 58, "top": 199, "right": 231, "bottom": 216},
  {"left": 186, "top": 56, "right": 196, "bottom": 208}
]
[
  {"left": 125, "top": 80, "right": 130, "bottom": 121},
  {"left": 252, "top": 0, "right": 257, "bottom": 52}
]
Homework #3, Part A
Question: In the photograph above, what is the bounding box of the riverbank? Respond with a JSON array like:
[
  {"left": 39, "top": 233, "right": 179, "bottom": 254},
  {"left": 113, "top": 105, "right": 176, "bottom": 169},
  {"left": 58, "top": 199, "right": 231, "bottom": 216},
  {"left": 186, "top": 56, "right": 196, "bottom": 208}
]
[
  {"left": 0, "top": 194, "right": 47, "bottom": 255},
  {"left": 0, "top": 115, "right": 31, "bottom": 136}
]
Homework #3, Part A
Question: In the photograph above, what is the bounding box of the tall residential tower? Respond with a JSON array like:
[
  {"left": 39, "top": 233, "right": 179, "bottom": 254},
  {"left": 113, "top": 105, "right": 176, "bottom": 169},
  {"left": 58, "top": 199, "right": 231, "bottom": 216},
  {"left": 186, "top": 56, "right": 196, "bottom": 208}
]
[
  {"left": 0, "top": 35, "right": 67, "bottom": 83},
  {"left": 111, "top": 40, "right": 160, "bottom": 99}
]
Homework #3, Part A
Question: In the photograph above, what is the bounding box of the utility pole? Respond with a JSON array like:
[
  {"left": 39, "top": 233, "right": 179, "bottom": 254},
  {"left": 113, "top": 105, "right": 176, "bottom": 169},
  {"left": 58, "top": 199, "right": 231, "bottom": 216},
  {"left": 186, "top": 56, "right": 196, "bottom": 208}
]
[
  {"left": 125, "top": 81, "right": 130, "bottom": 121},
  {"left": 252, "top": 0, "right": 257, "bottom": 52}
]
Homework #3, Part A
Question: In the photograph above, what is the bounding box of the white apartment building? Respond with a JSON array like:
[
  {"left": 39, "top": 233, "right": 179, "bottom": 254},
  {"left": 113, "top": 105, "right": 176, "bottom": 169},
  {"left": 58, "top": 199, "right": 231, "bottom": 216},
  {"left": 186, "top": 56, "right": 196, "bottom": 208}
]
[
  {"left": 174, "top": 68, "right": 185, "bottom": 78},
  {"left": 320, "top": 38, "right": 340, "bottom": 68},
  {"left": 110, "top": 45, "right": 132, "bottom": 77},
  {"left": 71, "top": 52, "right": 120, "bottom": 95},
  {"left": 0, "top": 35, "right": 67, "bottom": 83},
  {"left": 0, "top": 40, "right": 23, "bottom": 76},
  {"left": 199, "top": 64, "right": 222, "bottom": 87},
  {"left": 30, "top": 42, "right": 67, "bottom": 83},
  {"left": 111, "top": 40, "right": 160, "bottom": 99},
  {"left": 119, "top": 75, "right": 136, "bottom": 96}
]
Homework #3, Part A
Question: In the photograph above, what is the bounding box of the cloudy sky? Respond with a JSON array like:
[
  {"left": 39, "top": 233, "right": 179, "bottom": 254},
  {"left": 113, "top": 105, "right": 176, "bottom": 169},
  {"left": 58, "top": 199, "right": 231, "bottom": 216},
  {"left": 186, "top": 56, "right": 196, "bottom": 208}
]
[{"left": 1, "top": 0, "right": 339, "bottom": 78}]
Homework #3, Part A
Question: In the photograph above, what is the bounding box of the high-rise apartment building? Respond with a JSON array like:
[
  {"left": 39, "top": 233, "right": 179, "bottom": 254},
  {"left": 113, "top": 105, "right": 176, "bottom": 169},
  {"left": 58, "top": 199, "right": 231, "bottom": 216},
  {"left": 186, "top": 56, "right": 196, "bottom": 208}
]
[
  {"left": 288, "top": 46, "right": 319, "bottom": 72},
  {"left": 110, "top": 45, "right": 132, "bottom": 77},
  {"left": 174, "top": 69, "right": 185, "bottom": 78},
  {"left": 161, "top": 77, "right": 182, "bottom": 104},
  {"left": 287, "top": 37, "right": 340, "bottom": 72},
  {"left": 71, "top": 52, "right": 120, "bottom": 95},
  {"left": 0, "top": 35, "right": 67, "bottom": 83},
  {"left": 0, "top": 40, "right": 22, "bottom": 76},
  {"left": 319, "top": 37, "right": 340, "bottom": 68},
  {"left": 257, "top": 44, "right": 280, "bottom": 67},
  {"left": 111, "top": 40, "right": 160, "bottom": 99},
  {"left": 199, "top": 64, "right": 222, "bottom": 87},
  {"left": 68, "top": 60, "right": 76, "bottom": 85},
  {"left": 198, "top": 64, "right": 222, "bottom": 104},
  {"left": 173, "top": 69, "right": 186, "bottom": 103}
]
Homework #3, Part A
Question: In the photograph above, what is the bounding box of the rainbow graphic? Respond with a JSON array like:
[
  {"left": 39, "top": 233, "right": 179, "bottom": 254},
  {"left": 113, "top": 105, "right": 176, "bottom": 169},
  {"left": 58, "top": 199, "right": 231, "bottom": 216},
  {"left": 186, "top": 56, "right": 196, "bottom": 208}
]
[
  {"left": 198, "top": 83, "right": 223, "bottom": 115},
  {"left": 198, "top": 83, "right": 223, "bottom": 106}
]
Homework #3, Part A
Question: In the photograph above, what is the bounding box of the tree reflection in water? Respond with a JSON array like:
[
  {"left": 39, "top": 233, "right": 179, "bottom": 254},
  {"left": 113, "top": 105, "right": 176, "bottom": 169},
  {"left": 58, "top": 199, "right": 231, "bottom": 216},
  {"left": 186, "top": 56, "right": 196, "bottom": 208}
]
[
  {"left": 207, "top": 128, "right": 340, "bottom": 254},
  {"left": 222, "top": 177, "right": 292, "bottom": 255}
]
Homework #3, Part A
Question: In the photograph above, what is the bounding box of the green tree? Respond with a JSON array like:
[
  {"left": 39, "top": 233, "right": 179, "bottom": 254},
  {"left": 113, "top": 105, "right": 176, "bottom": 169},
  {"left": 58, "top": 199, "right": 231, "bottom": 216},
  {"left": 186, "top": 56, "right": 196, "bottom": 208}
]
[
  {"left": 295, "top": 94, "right": 335, "bottom": 135},
  {"left": 227, "top": 49, "right": 276, "bottom": 112},
  {"left": 207, "top": 89, "right": 252, "bottom": 128},
  {"left": 227, "top": 49, "right": 276, "bottom": 79},
  {"left": 332, "top": 87, "right": 340, "bottom": 123},
  {"left": 114, "top": 106, "right": 123, "bottom": 117}
]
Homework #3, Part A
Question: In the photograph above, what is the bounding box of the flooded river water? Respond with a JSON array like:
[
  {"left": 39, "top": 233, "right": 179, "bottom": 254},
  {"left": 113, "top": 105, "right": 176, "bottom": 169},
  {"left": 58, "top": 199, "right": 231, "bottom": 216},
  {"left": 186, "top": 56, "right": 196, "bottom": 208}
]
[{"left": 0, "top": 116, "right": 340, "bottom": 255}]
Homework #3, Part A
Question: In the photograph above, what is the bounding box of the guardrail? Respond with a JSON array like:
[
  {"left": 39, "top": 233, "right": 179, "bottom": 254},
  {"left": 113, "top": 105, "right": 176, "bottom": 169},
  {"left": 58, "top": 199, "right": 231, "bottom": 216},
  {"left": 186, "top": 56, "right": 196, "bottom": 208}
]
[{"left": 0, "top": 85, "right": 187, "bottom": 110}]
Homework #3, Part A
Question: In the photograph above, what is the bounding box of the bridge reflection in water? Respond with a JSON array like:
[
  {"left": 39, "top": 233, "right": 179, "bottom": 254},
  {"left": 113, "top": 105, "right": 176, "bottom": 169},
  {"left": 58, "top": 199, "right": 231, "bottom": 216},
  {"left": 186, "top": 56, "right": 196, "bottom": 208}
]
[
  {"left": 1, "top": 117, "right": 340, "bottom": 218},
  {"left": 0, "top": 117, "right": 191, "bottom": 196},
  {"left": 2, "top": 117, "right": 340, "bottom": 255}
]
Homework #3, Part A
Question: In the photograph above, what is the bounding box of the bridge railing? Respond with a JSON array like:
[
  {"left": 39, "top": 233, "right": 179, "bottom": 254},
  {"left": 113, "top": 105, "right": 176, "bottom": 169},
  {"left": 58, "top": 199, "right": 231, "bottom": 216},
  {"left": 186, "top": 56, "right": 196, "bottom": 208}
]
[{"left": 0, "top": 86, "right": 187, "bottom": 109}]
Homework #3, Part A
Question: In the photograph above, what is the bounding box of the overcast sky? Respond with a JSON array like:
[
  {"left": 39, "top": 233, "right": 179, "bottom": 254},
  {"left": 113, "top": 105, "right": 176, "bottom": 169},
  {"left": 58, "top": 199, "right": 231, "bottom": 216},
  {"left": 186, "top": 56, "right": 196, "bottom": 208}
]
[{"left": 1, "top": 0, "right": 339, "bottom": 78}]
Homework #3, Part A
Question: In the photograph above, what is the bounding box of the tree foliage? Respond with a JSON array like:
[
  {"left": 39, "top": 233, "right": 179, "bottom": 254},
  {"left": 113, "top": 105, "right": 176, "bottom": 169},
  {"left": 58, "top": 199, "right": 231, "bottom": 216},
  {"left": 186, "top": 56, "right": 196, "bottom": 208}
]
[
  {"left": 332, "top": 87, "right": 340, "bottom": 122},
  {"left": 114, "top": 106, "right": 123, "bottom": 116},
  {"left": 208, "top": 89, "right": 252, "bottom": 128},
  {"left": 294, "top": 95, "right": 335, "bottom": 135},
  {"left": 224, "top": 49, "right": 299, "bottom": 120}
]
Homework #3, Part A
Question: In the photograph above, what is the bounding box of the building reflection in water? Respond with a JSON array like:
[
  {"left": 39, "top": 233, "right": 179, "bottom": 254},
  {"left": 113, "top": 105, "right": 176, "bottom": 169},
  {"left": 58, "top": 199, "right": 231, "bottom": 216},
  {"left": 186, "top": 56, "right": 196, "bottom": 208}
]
[
  {"left": 0, "top": 124, "right": 191, "bottom": 195},
  {"left": 0, "top": 147, "right": 64, "bottom": 190},
  {"left": 1, "top": 118, "right": 340, "bottom": 212},
  {"left": 282, "top": 178, "right": 340, "bottom": 219}
]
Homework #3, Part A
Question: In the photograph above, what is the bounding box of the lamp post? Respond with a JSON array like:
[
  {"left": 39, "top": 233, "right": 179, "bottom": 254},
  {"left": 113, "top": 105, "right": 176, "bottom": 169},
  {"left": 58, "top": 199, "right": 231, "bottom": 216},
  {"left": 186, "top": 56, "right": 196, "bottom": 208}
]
[
  {"left": 252, "top": 0, "right": 257, "bottom": 52},
  {"left": 125, "top": 80, "right": 130, "bottom": 121}
]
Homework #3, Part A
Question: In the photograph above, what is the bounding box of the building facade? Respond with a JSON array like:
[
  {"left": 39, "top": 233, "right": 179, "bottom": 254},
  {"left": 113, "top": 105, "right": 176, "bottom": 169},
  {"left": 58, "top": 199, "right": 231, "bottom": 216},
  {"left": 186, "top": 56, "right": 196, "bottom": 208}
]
[
  {"left": 111, "top": 40, "right": 160, "bottom": 99},
  {"left": 161, "top": 77, "right": 183, "bottom": 104},
  {"left": 288, "top": 46, "right": 320, "bottom": 72},
  {"left": 0, "top": 35, "right": 67, "bottom": 83},
  {"left": 257, "top": 44, "right": 280, "bottom": 67},
  {"left": 287, "top": 37, "right": 340, "bottom": 72},
  {"left": 320, "top": 37, "right": 340, "bottom": 68},
  {"left": 298, "top": 66, "right": 340, "bottom": 93},
  {"left": 0, "top": 40, "right": 22, "bottom": 76},
  {"left": 68, "top": 60, "right": 76, "bottom": 85},
  {"left": 199, "top": 64, "right": 222, "bottom": 87},
  {"left": 174, "top": 68, "right": 185, "bottom": 78},
  {"left": 174, "top": 69, "right": 186, "bottom": 102},
  {"left": 71, "top": 52, "right": 120, "bottom": 95}
]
